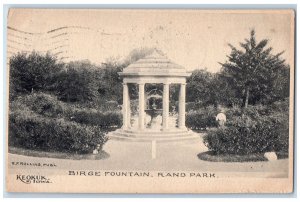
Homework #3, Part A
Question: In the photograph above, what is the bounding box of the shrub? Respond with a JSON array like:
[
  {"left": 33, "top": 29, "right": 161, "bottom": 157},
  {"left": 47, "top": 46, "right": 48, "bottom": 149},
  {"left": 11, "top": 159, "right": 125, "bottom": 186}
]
[
  {"left": 226, "top": 104, "right": 270, "bottom": 120},
  {"left": 67, "top": 109, "right": 122, "bottom": 128},
  {"left": 203, "top": 106, "right": 289, "bottom": 155},
  {"left": 9, "top": 110, "right": 108, "bottom": 154},
  {"left": 12, "top": 93, "right": 65, "bottom": 118},
  {"left": 267, "top": 99, "right": 290, "bottom": 153},
  {"left": 69, "top": 99, "right": 121, "bottom": 112},
  {"left": 185, "top": 102, "right": 203, "bottom": 112},
  {"left": 269, "top": 98, "right": 289, "bottom": 113},
  {"left": 186, "top": 107, "right": 218, "bottom": 129},
  {"left": 11, "top": 93, "right": 122, "bottom": 129}
]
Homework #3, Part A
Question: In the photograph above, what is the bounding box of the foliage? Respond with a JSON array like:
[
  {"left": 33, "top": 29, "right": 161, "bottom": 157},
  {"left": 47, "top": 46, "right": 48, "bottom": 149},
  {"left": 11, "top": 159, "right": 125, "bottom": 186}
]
[
  {"left": 270, "top": 97, "right": 290, "bottom": 113},
  {"left": 203, "top": 100, "right": 289, "bottom": 155},
  {"left": 198, "top": 151, "right": 268, "bottom": 162},
  {"left": 97, "top": 59, "right": 124, "bottom": 104},
  {"left": 270, "top": 66, "right": 290, "bottom": 102},
  {"left": 12, "top": 92, "right": 122, "bottom": 129},
  {"left": 9, "top": 110, "right": 108, "bottom": 154},
  {"left": 9, "top": 52, "right": 64, "bottom": 99},
  {"left": 9, "top": 52, "right": 124, "bottom": 104},
  {"left": 186, "top": 106, "right": 218, "bottom": 129},
  {"left": 56, "top": 62, "right": 99, "bottom": 102},
  {"left": 8, "top": 91, "right": 125, "bottom": 153},
  {"left": 68, "top": 100, "right": 120, "bottom": 112},
  {"left": 185, "top": 102, "right": 203, "bottom": 112},
  {"left": 11, "top": 93, "right": 65, "bottom": 118},
  {"left": 225, "top": 104, "right": 270, "bottom": 120},
  {"left": 212, "top": 74, "right": 243, "bottom": 107},
  {"left": 220, "top": 29, "right": 289, "bottom": 107},
  {"left": 186, "top": 69, "right": 214, "bottom": 105},
  {"left": 186, "top": 69, "right": 240, "bottom": 107},
  {"left": 65, "top": 108, "right": 122, "bottom": 128}
]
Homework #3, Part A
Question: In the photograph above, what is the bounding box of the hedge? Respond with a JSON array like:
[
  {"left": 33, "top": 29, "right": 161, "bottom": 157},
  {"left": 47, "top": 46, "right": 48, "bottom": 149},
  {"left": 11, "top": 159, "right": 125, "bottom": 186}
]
[
  {"left": 203, "top": 100, "right": 289, "bottom": 155},
  {"left": 12, "top": 92, "right": 122, "bottom": 129},
  {"left": 9, "top": 110, "right": 108, "bottom": 154},
  {"left": 66, "top": 109, "right": 122, "bottom": 128}
]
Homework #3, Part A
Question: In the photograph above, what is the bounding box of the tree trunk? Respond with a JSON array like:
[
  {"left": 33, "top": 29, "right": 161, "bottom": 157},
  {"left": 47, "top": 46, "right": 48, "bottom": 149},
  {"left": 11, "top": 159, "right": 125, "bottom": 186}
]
[{"left": 244, "top": 87, "right": 249, "bottom": 108}]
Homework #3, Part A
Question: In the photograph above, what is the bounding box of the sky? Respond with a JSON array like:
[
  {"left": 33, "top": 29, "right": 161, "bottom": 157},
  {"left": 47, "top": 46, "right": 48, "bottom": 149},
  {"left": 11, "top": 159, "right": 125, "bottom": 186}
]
[{"left": 7, "top": 9, "right": 294, "bottom": 72}]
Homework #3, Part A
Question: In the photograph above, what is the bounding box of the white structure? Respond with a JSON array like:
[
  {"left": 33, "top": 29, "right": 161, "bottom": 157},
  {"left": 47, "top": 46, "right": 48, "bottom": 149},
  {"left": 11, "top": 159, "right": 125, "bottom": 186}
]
[
  {"left": 216, "top": 112, "right": 227, "bottom": 127},
  {"left": 110, "top": 50, "right": 199, "bottom": 142},
  {"left": 264, "top": 152, "right": 278, "bottom": 161}
]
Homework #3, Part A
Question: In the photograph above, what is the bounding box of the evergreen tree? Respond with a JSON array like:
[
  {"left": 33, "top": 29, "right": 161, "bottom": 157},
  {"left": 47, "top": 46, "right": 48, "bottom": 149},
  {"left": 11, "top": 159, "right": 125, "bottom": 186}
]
[{"left": 220, "top": 30, "right": 289, "bottom": 108}]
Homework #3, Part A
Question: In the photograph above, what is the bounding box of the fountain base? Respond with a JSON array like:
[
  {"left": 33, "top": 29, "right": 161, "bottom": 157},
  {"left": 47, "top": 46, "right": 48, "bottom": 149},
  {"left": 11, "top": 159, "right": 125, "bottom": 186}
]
[{"left": 108, "top": 128, "right": 200, "bottom": 143}]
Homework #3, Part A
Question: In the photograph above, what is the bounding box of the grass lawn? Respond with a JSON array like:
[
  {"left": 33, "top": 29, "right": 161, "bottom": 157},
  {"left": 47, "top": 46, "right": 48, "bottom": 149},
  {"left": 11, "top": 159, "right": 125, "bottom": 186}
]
[
  {"left": 198, "top": 151, "right": 288, "bottom": 162},
  {"left": 8, "top": 146, "right": 110, "bottom": 160}
]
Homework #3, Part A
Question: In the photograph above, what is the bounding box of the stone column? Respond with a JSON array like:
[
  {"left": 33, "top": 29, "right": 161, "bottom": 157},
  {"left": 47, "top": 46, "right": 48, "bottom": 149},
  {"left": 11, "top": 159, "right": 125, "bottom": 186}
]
[
  {"left": 122, "top": 83, "right": 129, "bottom": 129},
  {"left": 178, "top": 83, "right": 186, "bottom": 129},
  {"left": 163, "top": 83, "right": 170, "bottom": 130},
  {"left": 127, "top": 87, "right": 131, "bottom": 128},
  {"left": 138, "top": 83, "right": 145, "bottom": 130}
]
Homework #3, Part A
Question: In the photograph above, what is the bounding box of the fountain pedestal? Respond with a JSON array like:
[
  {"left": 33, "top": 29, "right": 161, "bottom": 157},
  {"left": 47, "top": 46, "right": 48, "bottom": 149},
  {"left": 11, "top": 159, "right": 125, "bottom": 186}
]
[{"left": 145, "top": 108, "right": 163, "bottom": 130}]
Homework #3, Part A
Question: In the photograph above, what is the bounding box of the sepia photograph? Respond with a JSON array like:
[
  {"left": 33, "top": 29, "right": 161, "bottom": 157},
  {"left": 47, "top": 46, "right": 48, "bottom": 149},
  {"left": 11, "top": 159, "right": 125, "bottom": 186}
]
[{"left": 5, "top": 8, "right": 295, "bottom": 193}]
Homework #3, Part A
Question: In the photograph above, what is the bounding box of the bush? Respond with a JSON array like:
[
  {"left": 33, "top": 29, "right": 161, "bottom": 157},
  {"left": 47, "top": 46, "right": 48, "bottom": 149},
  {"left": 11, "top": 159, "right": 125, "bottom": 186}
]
[
  {"left": 9, "top": 110, "right": 108, "bottom": 154},
  {"left": 186, "top": 106, "right": 218, "bottom": 129},
  {"left": 11, "top": 93, "right": 122, "bottom": 129},
  {"left": 67, "top": 109, "right": 122, "bottom": 128},
  {"left": 185, "top": 102, "right": 203, "bottom": 112},
  {"left": 69, "top": 99, "right": 121, "bottom": 112},
  {"left": 267, "top": 99, "right": 290, "bottom": 153},
  {"left": 270, "top": 98, "right": 289, "bottom": 113},
  {"left": 225, "top": 104, "right": 270, "bottom": 120},
  {"left": 12, "top": 93, "right": 65, "bottom": 118},
  {"left": 203, "top": 102, "right": 289, "bottom": 155}
]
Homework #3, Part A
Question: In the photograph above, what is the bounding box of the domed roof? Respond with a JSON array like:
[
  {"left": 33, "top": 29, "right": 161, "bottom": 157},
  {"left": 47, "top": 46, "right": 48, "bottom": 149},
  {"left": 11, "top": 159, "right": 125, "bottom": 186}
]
[{"left": 119, "top": 50, "right": 190, "bottom": 77}]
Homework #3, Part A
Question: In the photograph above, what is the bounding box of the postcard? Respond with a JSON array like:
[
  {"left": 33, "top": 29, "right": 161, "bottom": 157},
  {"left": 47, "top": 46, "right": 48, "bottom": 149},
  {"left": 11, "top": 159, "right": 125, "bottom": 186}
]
[{"left": 6, "top": 8, "right": 295, "bottom": 193}]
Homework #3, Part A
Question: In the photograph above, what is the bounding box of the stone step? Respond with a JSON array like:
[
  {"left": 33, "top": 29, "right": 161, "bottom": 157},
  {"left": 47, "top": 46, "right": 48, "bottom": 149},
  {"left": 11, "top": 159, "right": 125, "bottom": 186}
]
[
  {"left": 108, "top": 134, "right": 200, "bottom": 143},
  {"left": 121, "top": 129, "right": 190, "bottom": 135},
  {"left": 112, "top": 131, "right": 192, "bottom": 138},
  {"left": 108, "top": 131, "right": 201, "bottom": 143}
]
